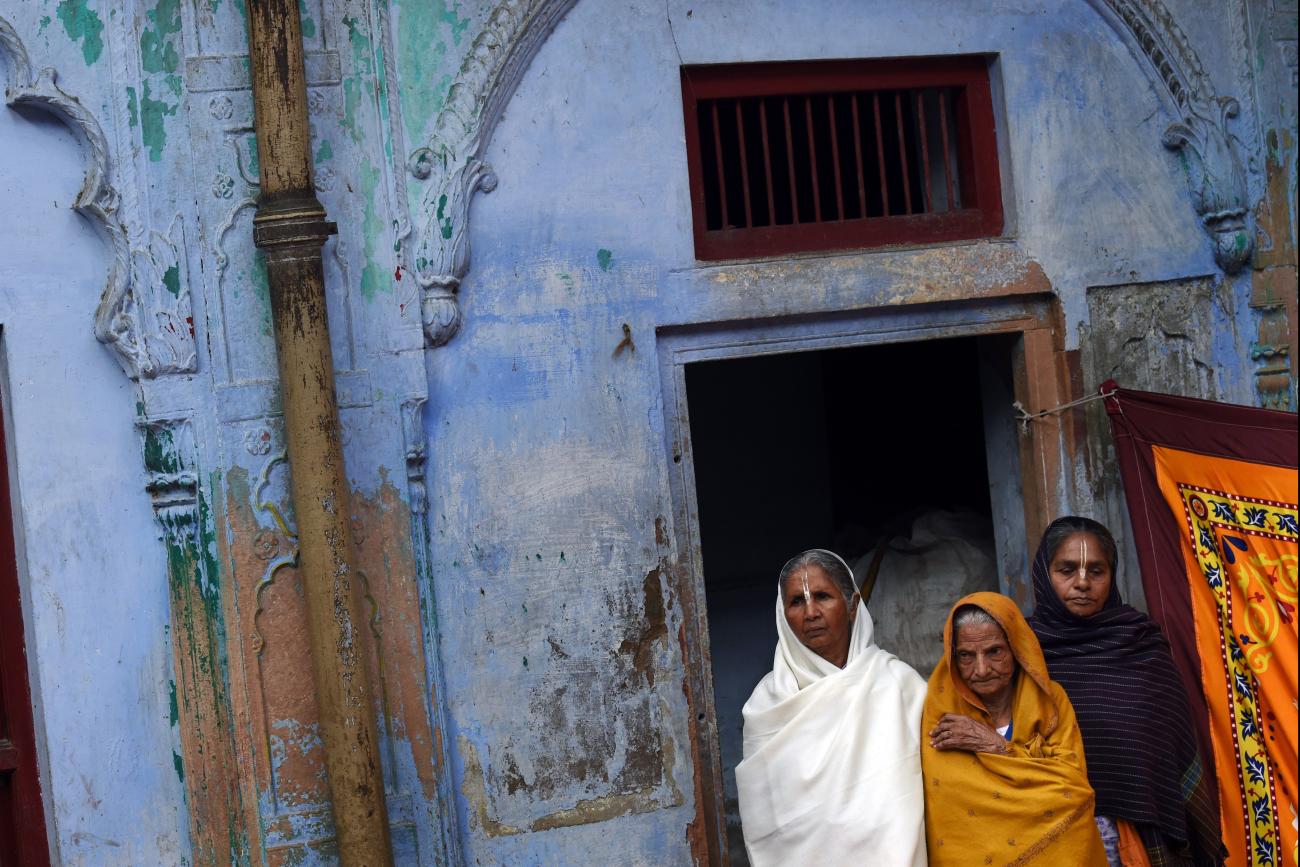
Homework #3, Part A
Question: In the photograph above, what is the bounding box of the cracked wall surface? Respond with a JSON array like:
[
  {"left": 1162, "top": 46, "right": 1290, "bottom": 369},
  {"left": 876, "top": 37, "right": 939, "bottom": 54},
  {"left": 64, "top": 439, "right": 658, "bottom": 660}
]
[{"left": 0, "top": 0, "right": 1293, "bottom": 864}]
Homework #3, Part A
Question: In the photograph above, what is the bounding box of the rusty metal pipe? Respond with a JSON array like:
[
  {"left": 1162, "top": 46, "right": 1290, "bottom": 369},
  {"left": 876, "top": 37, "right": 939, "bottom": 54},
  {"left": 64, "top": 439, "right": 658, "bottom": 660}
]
[{"left": 245, "top": 1, "right": 393, "bottom": 862}]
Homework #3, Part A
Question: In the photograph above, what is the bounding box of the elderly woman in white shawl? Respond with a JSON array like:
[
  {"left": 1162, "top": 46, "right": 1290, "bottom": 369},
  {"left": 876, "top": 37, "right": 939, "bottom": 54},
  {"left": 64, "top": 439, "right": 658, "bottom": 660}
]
[{"left": 736, "top": 549, "right": 928, "bottom": 866}]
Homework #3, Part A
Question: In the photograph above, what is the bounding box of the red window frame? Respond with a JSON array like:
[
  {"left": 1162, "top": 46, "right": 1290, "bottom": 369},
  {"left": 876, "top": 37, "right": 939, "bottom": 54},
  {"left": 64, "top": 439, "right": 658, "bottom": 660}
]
[{"left": 680, "top": 55, "right": 1005, "bottom": 261}]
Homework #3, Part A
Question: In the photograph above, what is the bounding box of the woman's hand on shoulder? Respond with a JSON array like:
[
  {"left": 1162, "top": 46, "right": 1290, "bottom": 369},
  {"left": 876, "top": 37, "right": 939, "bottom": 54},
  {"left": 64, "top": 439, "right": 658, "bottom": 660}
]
[{"left": 928, "top": 713, "right": 1007, "bottom": 754}]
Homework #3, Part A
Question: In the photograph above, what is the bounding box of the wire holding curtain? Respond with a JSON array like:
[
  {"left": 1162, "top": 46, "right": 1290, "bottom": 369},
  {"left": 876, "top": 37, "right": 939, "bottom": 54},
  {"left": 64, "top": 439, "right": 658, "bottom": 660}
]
[{"left": 1013, "top": 385, "right": 1117, "bottom": 433}]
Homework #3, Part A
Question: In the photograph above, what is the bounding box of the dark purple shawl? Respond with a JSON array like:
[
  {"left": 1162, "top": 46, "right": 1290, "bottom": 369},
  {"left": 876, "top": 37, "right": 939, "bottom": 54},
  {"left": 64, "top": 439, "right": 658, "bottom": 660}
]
[{"left": 1026, "top": 520, "right": 1223, "bottom": 865}]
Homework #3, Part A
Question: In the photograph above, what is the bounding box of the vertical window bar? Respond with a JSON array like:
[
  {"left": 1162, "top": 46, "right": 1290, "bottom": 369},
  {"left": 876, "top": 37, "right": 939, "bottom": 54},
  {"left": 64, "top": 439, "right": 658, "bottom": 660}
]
[
  {"left": 734, "top": 101, "right": 753, "bottom": 228},
  {"left": 916, "top": 90, "right": 933, "bottom": 214},
  {"left": 872, "top": 92, "right": 890, "bottom": 216},
  {"left": 827, "top": 94, "right": 845, "bottom": 220},
  {"left": 894, "top": 91, "right": 912, "bottom": 216},
  {"left": 710, "top": 101, "right": 730, "bottom": 229},
  {"left": 783, "top": 98, "right": 800, "bottom": 224},
  {"left": 804, "top": 97, "right": 822, "bottom": 220},
  {"left": 850, "top": 93, "right": 867, "bottom": 218},
  {"left": 938, "top": 89, "right": 954, "bottom": 212},
  {"left": 759, "top": 99, "right": 776, "bottom": 225}
]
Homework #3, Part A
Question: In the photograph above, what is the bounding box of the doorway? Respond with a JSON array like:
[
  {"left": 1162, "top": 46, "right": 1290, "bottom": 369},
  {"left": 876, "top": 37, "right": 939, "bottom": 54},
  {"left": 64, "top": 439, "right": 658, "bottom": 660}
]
[
  {"left": 686, "top": 336, "right": 1005, "bottom": 863},
  {"left": 658, "top": 302, "right": 1048, "bottom": 866}
]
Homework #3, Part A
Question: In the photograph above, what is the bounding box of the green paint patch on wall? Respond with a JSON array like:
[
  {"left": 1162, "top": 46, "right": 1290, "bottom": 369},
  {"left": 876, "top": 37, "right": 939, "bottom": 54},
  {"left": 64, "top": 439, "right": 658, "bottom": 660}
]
[
  {"left": 340, "top": 16, "right": 375, "bottom": 147},
  {"left": 173, "top": 750, "right": 185, "bottom": 783},
  {"left": 338, "top": 15, "right": 400, "bottom": 302},
  {"left": 245, "top": 134, "right": 260, "bottom": 178},
  {"left": 127, "top": 86, "right": 139, "bottom": 128},
  {"left": 597, "top": 249, "right": 614, "bottom": 272},
  {"left": 437, "top": 194, "right": 452, "bottom": 240},
  {"left": 396, "top": 0, "right": 469, "bottom": 154},
  {"left": 359, "top": 163, "right": 390, "bottom": 300},
  {"left": 38, "top": 15, "right": 51, "bottom": 35},
  {"left": 140, "top": 0, "right": 182, "bottom": 75},
  {"left": 162, "top": 265, "right": 181, "bottom": 297},
  {"left": 342, "top": 77, "right": 364, "bottom": 145},
  {"left": 142, "top": 424, "right": 180, "bottom": 476},
  {"left": 169, "top": 680, "right": 180, "bottom": 726},
  {"left": 56, "top": 0, "right": 104, "bottom": 66},
  {"left": 241, "top": 253, "right": 274, "bottom": 336},
  {"left": 244, "top": 133, "right": 260, "bottom": 176},
  {"left": 315, "top": 140, "right": 333, "bottom": 163},
  {"left": 140, "top": 80, "right": 178, "bottom": 162},
  {"left": 300, "top": 0, "right": 317, "bottom": 41}
]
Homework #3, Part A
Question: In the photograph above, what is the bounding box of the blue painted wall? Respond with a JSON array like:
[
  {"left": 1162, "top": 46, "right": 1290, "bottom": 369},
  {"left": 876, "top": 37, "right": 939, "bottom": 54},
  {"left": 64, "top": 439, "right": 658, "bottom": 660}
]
[
  {"left": 0, "top": 0, "right": 1292, "bottom": 864},
  {"left": 425, "top": 0, "right": 1290, "bottom": 863}
]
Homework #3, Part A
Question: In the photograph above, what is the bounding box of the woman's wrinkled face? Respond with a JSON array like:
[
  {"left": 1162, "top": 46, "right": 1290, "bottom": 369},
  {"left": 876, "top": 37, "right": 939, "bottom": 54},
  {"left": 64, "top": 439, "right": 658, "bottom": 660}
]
[
  {"left": 1048, "top": 531, "right": 1113, "bottom": 618},
  {"left": 783, "top": 563, "right": 857, "bottom": 667},
  {"left": 954, "top": 621, "right": 1016, "bottom": 707}
]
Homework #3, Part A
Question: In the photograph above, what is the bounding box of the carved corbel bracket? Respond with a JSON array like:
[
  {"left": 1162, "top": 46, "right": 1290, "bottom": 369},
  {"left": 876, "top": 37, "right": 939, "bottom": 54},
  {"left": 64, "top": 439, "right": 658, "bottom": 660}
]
[
  {"left": 140, "top": 417, "right": 200, "bottom": 529},
  {"left": 1090, "top": 0, "right": 1252, "bottom": 273},
  {"left": 407, "top": 0, "right": 577, "bottom": 347},
  {"left": 0, "top": 15, "right": 196, "bottom": 380},
  {"left": 1161, "top": 97, "right": 1251, "bottom": 273},
  {"left": 400, "top": 397, "right": 429, "bottom": 515}
]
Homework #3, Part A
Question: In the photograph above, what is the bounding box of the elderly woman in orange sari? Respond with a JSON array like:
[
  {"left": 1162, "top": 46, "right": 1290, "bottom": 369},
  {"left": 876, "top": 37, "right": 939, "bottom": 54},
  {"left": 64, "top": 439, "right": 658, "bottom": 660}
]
[{"left": 922, "top": 591, "right": 1107, "bottom": 866}]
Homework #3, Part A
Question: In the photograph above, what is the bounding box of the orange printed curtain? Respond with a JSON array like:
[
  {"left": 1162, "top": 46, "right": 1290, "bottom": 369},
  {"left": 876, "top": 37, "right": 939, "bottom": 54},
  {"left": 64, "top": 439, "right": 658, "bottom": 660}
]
[{"left": 1106, "top": 384, "right": 1297, "bottom": 867}]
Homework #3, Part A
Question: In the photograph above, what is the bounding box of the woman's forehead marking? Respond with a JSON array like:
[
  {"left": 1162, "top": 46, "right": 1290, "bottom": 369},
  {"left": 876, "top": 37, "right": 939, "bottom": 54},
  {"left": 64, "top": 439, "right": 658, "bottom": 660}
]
[{"left": 1054, "top": 534, "right": 1106, "bottom": 565}]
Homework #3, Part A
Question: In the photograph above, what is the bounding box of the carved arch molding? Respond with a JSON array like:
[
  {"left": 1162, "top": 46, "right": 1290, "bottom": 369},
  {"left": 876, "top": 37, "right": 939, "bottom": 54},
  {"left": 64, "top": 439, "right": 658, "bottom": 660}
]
[
  {"left": 408, "top": 0, "right": 1256, "bottom": 348},
  {"left": 0, "top": 15, "right": 196, "bottom": 382}
]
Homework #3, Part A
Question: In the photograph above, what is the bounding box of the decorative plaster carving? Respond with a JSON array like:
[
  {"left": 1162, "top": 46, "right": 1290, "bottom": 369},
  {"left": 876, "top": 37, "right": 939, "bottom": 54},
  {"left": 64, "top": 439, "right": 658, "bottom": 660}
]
[
  {"left": 141, "top": 416, "right": 200, "bottom": 522},
  {"left": 134, "top": 216, "right": 198, "bottom": 373},
  {"left": 1251, "top": 307, "right": 1294, "bottom": 410},
  {"left": 407, "top": 0, "right": 578, "bottom": 347},
  {"left": 401, "top": 397, "right": 429, "bottom": 517},
  {"left": 227, "top": 132, "right": 261, "bottom": 188},
  {"left": 399, "top": 394, "right": 465, "bottom": 864},
  {"left": 213, "top": 173, "right": 237, "bottom": 199},
  {"left": 370, "top": 0, "right": 417, "bottom": 300},
  {"left": 250, "top": 447, "right": 299, "bottom": 656},
  {"left": 244, "top": 425, "right": 274, "bottom": 456},
  {"left": 213, "top": 197, "right": 261, "bottom": 283},
  {"left": 1087, "top": 0, "right": 1253, "bottom": 272},
  {"left": 209, "top": 94, "right": 235, "bottom": 121},
  {"left": 0, "top": 15, "right": 198, "bottom": 380}
]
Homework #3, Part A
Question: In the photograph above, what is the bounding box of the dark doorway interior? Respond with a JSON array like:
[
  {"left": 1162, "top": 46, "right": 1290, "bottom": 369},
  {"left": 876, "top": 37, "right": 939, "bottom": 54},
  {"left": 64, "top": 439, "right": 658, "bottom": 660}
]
[{"left": 685, "top": 335, "right": 1001, "bottom": 864}]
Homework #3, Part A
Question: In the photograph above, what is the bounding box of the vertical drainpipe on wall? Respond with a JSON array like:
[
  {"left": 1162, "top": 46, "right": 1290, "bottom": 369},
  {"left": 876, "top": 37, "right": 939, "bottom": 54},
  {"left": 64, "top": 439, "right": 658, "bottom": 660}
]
[{"left": 245, "top": 1, "right": 395, "bottom": 863}]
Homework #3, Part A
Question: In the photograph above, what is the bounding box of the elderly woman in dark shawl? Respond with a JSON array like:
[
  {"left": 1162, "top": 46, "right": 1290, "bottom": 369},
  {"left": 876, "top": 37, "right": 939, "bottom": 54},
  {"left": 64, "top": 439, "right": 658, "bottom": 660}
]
[{"left": 1027, "top": 516, "right": 1225, "bottom": 867}]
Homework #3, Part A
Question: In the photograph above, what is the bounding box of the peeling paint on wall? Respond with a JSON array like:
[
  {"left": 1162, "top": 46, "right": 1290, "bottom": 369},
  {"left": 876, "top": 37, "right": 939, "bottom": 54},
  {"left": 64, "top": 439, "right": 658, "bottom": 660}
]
[
  {"left": 55, "top": 0, "right": 103, "bottom": 65},
  {"left": 3, "top": 0, "right": 1294, "bottom": 864},
  {"left": 395, "top": 0, "right": 470, "bottom": 155}
]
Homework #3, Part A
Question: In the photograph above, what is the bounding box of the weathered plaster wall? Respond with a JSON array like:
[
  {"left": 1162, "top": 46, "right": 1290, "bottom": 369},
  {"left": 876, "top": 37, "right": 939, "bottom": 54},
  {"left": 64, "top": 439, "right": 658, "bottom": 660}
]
[
  {"left": 423, "top": 0, "right": 1272, "bottom": 862},
  {"left": 0, "top": 0, "right": 1293, "bottom": 864},
  {"left": 0, "top": 44, "right": 189, "bottom": 865}
]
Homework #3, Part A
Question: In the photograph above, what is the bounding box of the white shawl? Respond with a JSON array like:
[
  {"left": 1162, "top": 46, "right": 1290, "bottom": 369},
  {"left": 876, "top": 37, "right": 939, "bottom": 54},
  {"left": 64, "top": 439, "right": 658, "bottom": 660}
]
[{"left": 736, "top": 564, "right": 928, "bottom": 867}]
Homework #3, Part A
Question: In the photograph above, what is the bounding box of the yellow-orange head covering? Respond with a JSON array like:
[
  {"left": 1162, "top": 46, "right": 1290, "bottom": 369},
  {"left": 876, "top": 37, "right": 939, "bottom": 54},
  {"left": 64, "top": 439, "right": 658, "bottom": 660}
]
[{"left": 921, "top": 592, "right": 1107, "bottom": 866}]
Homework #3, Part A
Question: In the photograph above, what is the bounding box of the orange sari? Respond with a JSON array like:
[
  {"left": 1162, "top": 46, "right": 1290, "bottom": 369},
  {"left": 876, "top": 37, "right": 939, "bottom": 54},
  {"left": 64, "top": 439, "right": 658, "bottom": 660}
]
[{"left": 922, "top": 592, "right": 1108, "bottom": 866}]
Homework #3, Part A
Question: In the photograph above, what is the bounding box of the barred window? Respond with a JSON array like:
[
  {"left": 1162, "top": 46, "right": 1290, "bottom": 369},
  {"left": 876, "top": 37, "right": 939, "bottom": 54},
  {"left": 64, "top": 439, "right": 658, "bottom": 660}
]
[{"left": 681, "top": 56, "right": 1004, "bottom": 260}]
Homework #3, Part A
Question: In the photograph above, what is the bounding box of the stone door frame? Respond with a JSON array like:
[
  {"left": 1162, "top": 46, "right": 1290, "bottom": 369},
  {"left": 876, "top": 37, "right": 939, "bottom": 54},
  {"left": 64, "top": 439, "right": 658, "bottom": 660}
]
[{"left": 655, "top": 292, "right": 1071, "bottom": 864}]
